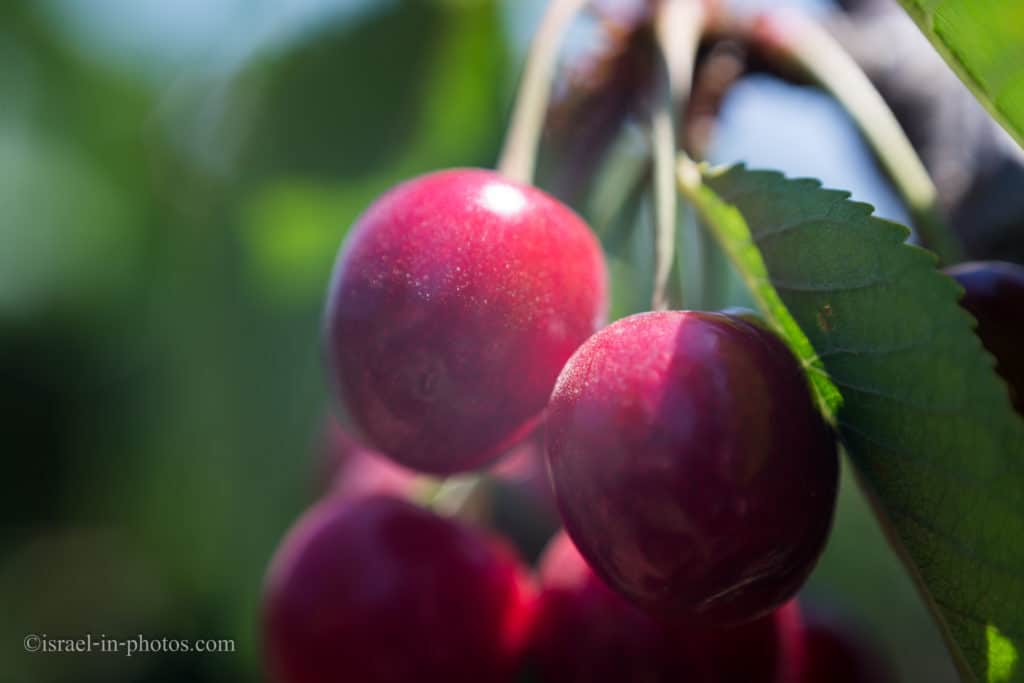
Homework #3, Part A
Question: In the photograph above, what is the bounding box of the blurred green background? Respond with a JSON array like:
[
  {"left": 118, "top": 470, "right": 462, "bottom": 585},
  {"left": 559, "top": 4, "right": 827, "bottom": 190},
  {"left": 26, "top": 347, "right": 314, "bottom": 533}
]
[{"left": 0, "top": 0, "right": 961, "bottom": 680}]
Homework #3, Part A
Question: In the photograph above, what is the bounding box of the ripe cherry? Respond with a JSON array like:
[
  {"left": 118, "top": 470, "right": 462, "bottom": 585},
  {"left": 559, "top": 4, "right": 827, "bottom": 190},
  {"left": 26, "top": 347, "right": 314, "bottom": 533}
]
[
  {"left": 945, "top": 260, "right": 1024, "bottom": 414},
  {"left": 531, "top": 530, "right": 682, "bottom": 682},
  {"left": 531, "top": 530, "right": 804, "bottom": 682},
  {"left": 546, "top": 311, "right": 838, "bottom": 626},
  {"left": 788, "top": 608, "right": 896, "bottom": 682},
  {"left": 263, "top": 495, "right": 535, "bottom": 683},
  {"left": 324, "top": 168, "right": 608, "bottom": 475},
  {"left": 682, "top": 597, "right": 804, "bottom": 683}
]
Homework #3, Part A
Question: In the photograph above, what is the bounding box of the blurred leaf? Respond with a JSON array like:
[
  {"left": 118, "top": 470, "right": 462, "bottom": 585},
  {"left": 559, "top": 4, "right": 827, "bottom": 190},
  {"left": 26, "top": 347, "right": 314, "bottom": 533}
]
[
  {"left": 6, "top": 4, "right": 155, "bottom": 185},
  {"left": 897, "top": 1, "right": 1024, "bottom": 149},
  {"left": 808, "top": 468, "right": 961, "bottom": 683},
  {"left": 682, "top": 163, "right": 1024, "bottom": 683},
  {"left": 235, "top": 1, "right": 441, "bottom": 180},
  {"left": 236, "top": 0, "right": 507, "bottom": 305},
  {"left": 0, "top": 529, "right": 171, "bottom": 683},
  {"left": 240, "top": 182, "right": 353, "bottom": 306},
  {"left": 0, "top": 129, "right": 140, "bottom": 318}
]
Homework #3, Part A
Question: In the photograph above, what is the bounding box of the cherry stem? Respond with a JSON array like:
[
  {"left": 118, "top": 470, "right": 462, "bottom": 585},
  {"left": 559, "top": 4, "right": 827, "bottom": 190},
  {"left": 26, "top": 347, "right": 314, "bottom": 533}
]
[
  {"left": 426, "top": 474, "right": 491, "bottom": 521},
  {"left": 650, "top": 67, "right": 678, "bottom": 312},
  {"left": 497, "top": 0, "right": 589, "bottom": 184},
  {"left": 708, "top": 9, "right": 964, "bottom": 265},
  {"left": 651, "top": 0, "right": 706, "bottom": 311}
]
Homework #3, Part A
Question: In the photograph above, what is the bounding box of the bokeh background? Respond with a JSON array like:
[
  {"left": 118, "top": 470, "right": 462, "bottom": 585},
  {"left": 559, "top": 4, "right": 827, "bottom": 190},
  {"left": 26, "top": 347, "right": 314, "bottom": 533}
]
[{"left": 6, "top": 0, "right": 1015, "bottom": 680}]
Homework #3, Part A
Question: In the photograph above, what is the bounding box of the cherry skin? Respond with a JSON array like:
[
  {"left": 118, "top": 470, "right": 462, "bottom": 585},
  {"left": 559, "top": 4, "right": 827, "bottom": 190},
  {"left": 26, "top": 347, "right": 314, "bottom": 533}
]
[
  {"left": 531, "top": 530, "right": 683, "bottom": 682},
  {"left": 945, "top": 260, "right": 1024, "bottom": 414},
  {"left": 324, "top": 168, "right": 608, "bottom": 475},
  {"left": 788, "top": 609, "right": 896, "bottom": 683},
  {"left": 263, "top": 495, "right": 535, "bottom": 683},
  {"left": 531, "top": 530, "right": 804, "bottom": 682},
  {"left": 546, "top": 311, "right": 838, "bottom": 626},
  {"left": 682, "top": 597, "right": 804, "bottom": 683}
]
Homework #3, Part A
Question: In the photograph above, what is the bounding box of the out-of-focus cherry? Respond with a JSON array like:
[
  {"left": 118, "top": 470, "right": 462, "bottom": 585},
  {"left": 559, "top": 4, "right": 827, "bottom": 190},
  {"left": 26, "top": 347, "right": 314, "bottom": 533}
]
[
  {"left": 787, "top": 607, "right": 897, "bottom": 682},
  {"left": 263, "top": 495, "right": 535, "bottom": 683},
  {"left": 531, "top": 530, "right": 804, "bottom": 682}
]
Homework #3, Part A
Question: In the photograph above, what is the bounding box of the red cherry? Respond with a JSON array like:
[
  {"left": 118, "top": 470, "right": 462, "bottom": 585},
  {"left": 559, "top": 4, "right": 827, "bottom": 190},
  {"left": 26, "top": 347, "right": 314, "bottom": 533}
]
[
  {"left": 263, "top": 495, "right": 535, "bottom": 683},
  {"left": 531, "top": 530, "right": 804, "bottom": 682},
  {"left": 531, "top": 530, "right": 682, "bottom": 682},
  {"left": 682, "top": 598, "right": 804, "bottom": 682},
  {"left": 325, "top": 168, "right": 607, "bottom": 474},
  {"left": 546, "top": 311, "right": 838, "bottom": 625},
  {"left": 789, "top": 609, "right": 897, "bottom": 682},
  {"left": 945, "top": 260, "right": 1024, "bottom": 414}
]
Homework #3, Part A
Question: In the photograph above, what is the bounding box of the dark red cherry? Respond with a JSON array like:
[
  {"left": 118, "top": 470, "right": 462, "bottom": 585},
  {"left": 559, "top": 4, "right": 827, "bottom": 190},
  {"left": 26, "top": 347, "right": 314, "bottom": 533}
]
[
  {"left": 530, "top": 530, "right": 682, "bottom": 682},
  {"left": 324, "top": 168, "right": 607, "bottom": 475},
  {"left": 788, "top": 608, "right": 897, "bottom": 682},
  {"left": 546, "top": 311, "right": 838, "bottom": 626},
  {"left": 946, "top": 260, "right": 1024, "bottom": 414},
  {"left": 263, "top": 495, "right": 535, "bottom": 683},
  {"left": 531, "top": 530, "right": 804, "bottom": 682},
  {"left": 682, "top": 597, "right": 804, "bottom": 682},
  {"left": 688, "top": 598, "right": 806, "bottom": 683}
]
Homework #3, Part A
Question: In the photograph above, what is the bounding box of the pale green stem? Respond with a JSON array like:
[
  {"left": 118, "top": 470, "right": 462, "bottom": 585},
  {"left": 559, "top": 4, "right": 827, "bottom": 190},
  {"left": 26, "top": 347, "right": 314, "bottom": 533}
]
[
  {"left": 651, "top": 0, "right": 706, "bottom": 311},
  {"left": 426, "top": 474, "right": 489, "bottom": 519},
  {"left": 650, "top": 68, "right": 679, "bottom": 311},
  {"left": 497, "top": 0, "right": 589, "bottom": 184}
]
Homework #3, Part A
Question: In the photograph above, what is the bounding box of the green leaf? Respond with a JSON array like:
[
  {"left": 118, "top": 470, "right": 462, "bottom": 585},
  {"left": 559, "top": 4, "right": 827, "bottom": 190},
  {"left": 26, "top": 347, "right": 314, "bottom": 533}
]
[
  {"left": 231, "top": 0, "right": 506, "bottom": 182},
  {"left": 234, "top": 3, "right": 440, "bottom": 180},
  {"left": 679, "top": 162, "right": 1024, "bottom": 683},
  {"left": 897, "top": 1, "right": 1024, "bottom": 149},
  {"left": 235, "top": 0, "right": 507, "bottom": 306},
  {"left": 0, "top": 128, "right": 141, "bottom": 318}
]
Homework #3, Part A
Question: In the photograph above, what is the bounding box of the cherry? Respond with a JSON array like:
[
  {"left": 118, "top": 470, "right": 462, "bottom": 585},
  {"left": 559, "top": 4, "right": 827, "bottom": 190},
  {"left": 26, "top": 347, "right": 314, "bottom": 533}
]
[
  {"left": 788, "top": 608, "right": 896, "bottom": 682},
  {"left": 945, "top": 260, "right": 1024, "bottom": 414},
  {"left": 531, "top": 530, "right": 683, "bottom": 682},
  {"left": 263, "top": 495, "right": 535, "bottom": 683},
  {"left": 682, "top": 597, "right": 804, "bottom": 683},
  {"left": 546, "top": 311, "right": 838, "bottom": 626},
  {"left": 316, "top": 418, "right": 419, "bottom": 500},
  {"left": 531, "top": 530, "right": 804, "bottom": 682},
  {"left": 324, "top": 168, "right": 607, "bottom": 475}
]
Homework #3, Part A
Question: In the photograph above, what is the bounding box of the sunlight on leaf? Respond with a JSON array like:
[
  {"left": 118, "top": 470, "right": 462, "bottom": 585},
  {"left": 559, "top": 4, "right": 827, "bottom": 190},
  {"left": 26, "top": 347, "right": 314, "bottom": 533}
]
[
  {"left": 897, "top": 1, "right": 1024, "bottom": 149},
  {"left": 239, "top": 181, "right": 354, "bottom": 306},
  {"left": 989, "top": 624, "right": 1019, "bottom": 683}
]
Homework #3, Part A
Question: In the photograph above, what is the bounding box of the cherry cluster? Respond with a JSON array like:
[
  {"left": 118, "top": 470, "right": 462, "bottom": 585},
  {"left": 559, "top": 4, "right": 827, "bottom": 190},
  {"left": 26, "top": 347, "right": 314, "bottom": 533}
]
[{"left": 262, "top": 168, "right": 1024, "bottom": 682}]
